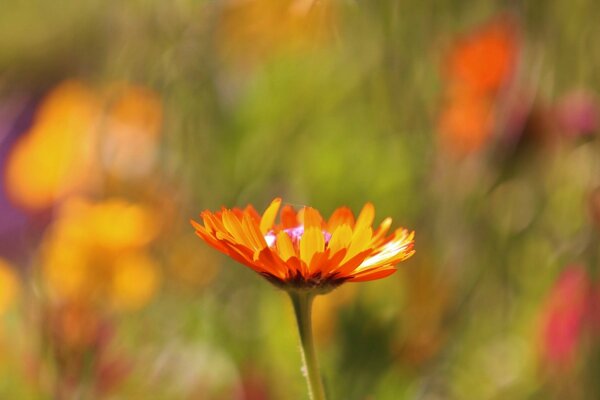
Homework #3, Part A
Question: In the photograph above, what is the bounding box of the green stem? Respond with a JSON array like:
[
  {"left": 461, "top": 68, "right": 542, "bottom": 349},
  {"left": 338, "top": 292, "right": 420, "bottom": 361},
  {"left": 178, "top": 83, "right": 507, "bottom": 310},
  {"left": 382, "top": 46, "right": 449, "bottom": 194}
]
[{"left": 289, "top": 291, "right": 327, "bottom": 400}]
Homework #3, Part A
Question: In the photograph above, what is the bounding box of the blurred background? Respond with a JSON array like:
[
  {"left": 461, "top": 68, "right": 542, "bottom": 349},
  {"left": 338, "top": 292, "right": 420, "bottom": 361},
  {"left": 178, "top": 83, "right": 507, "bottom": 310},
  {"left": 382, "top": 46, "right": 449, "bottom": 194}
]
[{"left": 1, "top": 0, "right": 600, "bottom": 399}]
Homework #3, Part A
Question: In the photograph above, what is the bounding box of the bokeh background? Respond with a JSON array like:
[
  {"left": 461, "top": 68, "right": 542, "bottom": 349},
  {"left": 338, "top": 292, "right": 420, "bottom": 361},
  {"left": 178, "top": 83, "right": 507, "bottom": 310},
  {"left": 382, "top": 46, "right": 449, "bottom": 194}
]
[{"left": 1, "top": 0, "right": 600, "bottom": 399}]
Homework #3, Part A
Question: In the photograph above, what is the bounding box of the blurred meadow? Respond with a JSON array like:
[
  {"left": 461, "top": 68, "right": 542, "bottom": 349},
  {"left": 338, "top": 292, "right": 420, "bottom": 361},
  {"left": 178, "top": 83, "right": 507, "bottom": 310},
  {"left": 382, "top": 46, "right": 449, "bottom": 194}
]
[{"left": 1, "top": 0, "right": 600, "bottom": 399}]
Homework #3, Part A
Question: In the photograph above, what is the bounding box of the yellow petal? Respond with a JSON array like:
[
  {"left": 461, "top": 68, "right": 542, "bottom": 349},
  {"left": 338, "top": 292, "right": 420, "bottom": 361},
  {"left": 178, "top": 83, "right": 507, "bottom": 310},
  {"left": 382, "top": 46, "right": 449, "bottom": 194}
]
[
  {"left": 371, "top": 217, "right": 392, "bottom": 245},
  {"left": 354, "top": 202, "right": 375, "bottom": 233},
  {"left": 242, "top": 214, "right": 267, "bottom": 250},
  {"left": 260, "top": 197, "right": 282, "bottom": 234},
  {"left": 276, "top": 231, "right": 296, "bottom": 261},
  {"left": 343, "top": 227, "right": 373, "bottom": 262},
  {"left": 222, "top": 210, "right": 247, "bottom": 243},
  {"left": 328, "top": 224, "right": 353, "bottom": 254},
  {"left": 300, "top": 227, "right": 325, "bottom": 268}
]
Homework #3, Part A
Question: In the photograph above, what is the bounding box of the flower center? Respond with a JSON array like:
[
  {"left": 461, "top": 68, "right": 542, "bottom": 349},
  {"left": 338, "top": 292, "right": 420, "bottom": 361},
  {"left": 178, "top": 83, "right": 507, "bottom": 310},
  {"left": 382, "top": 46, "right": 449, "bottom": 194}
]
[{"left": 264, "top": 226, "right": 332, "bottom": 247}]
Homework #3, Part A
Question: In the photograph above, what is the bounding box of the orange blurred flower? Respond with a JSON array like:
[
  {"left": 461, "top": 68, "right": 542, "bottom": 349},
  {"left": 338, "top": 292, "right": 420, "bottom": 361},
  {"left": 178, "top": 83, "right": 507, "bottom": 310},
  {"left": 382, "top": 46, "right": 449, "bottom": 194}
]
[
  {"left": 438, "top": 14, "right": 520, "bottom": 157},
  {"left": 4, "top": 81, "right": 101, "bottom": 210},
  {"left": 42, "top": 197, "right": 160, "bottom": 311},
  {"left": 101, "top": 85, "right": 163, "bottom": 178},
  {"left": 191, "top": 198, "right": 414, "bottom": 292},
  {"left": 217, "top": 0, "right": 335, "bottom": 65},
  {"left": 444, "top": 15, "right": 519, "bottom": 95},
  {"left": 438, "top": 93, "right": 495, "bottom": 155}
]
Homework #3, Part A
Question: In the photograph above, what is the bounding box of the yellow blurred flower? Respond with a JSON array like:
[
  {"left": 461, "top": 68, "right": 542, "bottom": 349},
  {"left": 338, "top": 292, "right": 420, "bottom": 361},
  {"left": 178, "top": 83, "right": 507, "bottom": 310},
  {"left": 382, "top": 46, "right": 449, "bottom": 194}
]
[
  {"left": 0, "top": 258, "right": 20, "bottom": 315},
  {"left": 4, "top": 80, "right": 101, "bottom": 210},
  {"left": 101, "top": 85, "right": 163, "bottom": 178},
  {"left": 42, "top": 197, "right": 160, "bottom": 311}
]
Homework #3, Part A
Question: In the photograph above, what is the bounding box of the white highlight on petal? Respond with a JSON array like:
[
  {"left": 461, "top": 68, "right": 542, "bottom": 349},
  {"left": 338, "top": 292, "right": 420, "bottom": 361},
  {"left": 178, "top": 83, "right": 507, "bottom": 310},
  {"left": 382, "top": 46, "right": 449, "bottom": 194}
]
[{"left": 358, "top": 239, "right": 410, "bottom": 270}]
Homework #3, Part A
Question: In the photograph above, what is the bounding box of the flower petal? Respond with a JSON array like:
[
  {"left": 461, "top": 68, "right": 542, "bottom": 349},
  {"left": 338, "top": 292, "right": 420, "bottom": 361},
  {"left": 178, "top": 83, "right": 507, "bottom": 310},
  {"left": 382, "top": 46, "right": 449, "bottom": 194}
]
[
  {"left": 327, "top": 206, "right": 355, "bottom": 231},
  {"left": 328, "top": 224, "right": 352, "bottom": 254},
  {"left": 242, "top": 214, "right": 268, "bottom": 250},
  {"left": 343, "top": 226, "right": 373, "bottom": 263},
  {"left": 276, "top": 230, "right": 296, "bottom": 261},
  {"left": 371, "top": 217, "right": 392, "bottom": 246},
  {"left": 334, "top": 249, "right": 373, "bottom": 276},
  {"left": 280, "top": 204, "right": 298, "bottom": 229},
  {"left": 303, "top": 207, "right": 324, "bottom": 229},
  {"left": 260, "top": 197, "right": 282, "bottom": 234},
  {"left": 354, "top": 202, "right": 375, "bottom": 233},
  {"left": 222, "top": 210, "right": 248, "bottom": 245},
  {"left": 300, "top": 226, "right": 325, "bottom": 268},
  {"left": 348, "top": 267, "right": 397, "bottom": 282}
]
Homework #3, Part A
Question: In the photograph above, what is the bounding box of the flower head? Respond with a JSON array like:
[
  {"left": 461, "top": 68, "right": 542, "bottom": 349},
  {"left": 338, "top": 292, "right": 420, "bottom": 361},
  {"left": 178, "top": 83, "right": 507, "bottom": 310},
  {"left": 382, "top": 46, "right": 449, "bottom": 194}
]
[
  {"left": 191, "top": 198, "right": 414, "bottom": 293},
  {"left": 444, "top": 15, "right": 519, "bottom": 95},
  {"left": 4, "top": 80, "right": 101, "bottom": 210},
  {"left": 42, "top": 197, "right": 161, "bottom": 311}
]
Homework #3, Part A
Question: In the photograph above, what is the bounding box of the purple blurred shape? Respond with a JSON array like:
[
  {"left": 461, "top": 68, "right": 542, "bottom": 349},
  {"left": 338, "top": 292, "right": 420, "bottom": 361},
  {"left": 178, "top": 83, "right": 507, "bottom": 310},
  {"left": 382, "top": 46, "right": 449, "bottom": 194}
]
[{"left": 0, "top": 93, "right": 45, "bottom": 263}]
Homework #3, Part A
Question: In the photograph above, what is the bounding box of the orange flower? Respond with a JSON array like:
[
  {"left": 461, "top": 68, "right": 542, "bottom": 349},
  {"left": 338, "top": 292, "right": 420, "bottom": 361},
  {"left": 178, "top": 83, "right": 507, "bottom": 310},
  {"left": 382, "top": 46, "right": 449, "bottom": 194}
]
[
  {"left": 217, "top": 0, "right": 336, "bottom": 66},
  {"left": 437, "top": 14, "right": 521, "bottom": 157},
  {"left": 444, "top": 15, "right": 519, "bottom": 95},
  {"left": 438, "top": 92, "right": 495, "bottom": 156},
  {"left": 191, "top": 198, "right": 414, "bottom": 292}
]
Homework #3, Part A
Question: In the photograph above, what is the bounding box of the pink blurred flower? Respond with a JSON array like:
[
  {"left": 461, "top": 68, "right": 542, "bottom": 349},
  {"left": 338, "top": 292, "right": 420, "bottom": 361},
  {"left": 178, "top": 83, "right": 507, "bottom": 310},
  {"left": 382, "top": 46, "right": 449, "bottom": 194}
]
[
  {"left": 555, "top": 90, "right": 599, "bottom": 137},
  {"left": 540, "top": 266, "right": 591, "bottom": 369}
]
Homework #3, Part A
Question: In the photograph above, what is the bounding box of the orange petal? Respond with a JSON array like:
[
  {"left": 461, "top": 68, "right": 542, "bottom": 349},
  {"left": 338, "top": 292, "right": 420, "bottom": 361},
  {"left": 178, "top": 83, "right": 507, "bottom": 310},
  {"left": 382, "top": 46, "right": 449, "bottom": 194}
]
[
  {"left": 327, "top": 207, "right": 355, "bottom": 231},
  {"left": 280, "top": 205, "right": 298, "bottom": 229},
  {"left": 348, "top": 268, "right": 397, "bottom": 282},
  {"left": 194, "top": 229, "right": 228, "bottom": 253},
  {"left": 256, "top": 248, "right": 287, "bottom": 279},
  {"left": 303, "top": 207, "right": 324, "bottom": 229},
  {"left": 232, "top": 208, "right": 245, "bottom": 219},
  {"left": 285, "top": 256, "right": 305, "bottom": 279},
  {"left": 213, "top": 239, "right": 264, "bottom": 273},
  {"left": 202, "top": 211, "right": 227, "bottom": 235},
  {"left": 335, "top": 249, "right": 373, "bottom": 276},
  {"left": 370, "top": 217, "right": 392, "bottom": 246},
  {"left": 309, "top": 249, "right": 331, "bottom": 275},
  {"left": 190, "top": 218, "right": 204, "bottom": 232},
  {"left": 244, "top": 205, "right": 261, "bottom": 221},
  {"left": 320, "top": 249, "right": 347, "bottom": 276}
]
